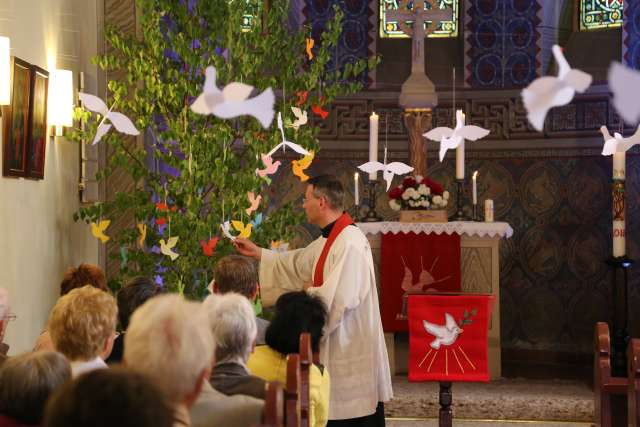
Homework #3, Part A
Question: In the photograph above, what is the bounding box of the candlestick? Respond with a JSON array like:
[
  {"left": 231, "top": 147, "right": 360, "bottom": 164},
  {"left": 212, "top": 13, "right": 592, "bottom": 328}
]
[
  {"left": 455, "top": 111, "right": 465, "bottom": 179},
  {"left": 363, "top": 179, "right": 382, "bottom": 222},
  {"left": 369, "top": 112, "right": 379, "bottom": 180},
  {"left": 449, "top": 178, "right": 470, "bottom": 221},
  {"left": 354, "top": 172, "right": 360, "bottom": 206},
  {"left": 613, "top": 151, "right": 625, "bottom": 258},
  {"left": 472, "top": 170, "right": 478, "bottom": 205}
]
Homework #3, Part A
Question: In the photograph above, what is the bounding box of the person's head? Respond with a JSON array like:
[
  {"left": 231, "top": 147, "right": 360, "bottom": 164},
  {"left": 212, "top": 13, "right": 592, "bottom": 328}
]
[
  {"left": 43, "top": 367, "right": 173, "bottom": 427},
  {"left": 116, "top": 276, "right": 164, "bottom": 331},
  {"left": 0, "top": 288, "right": 9, "bottom": 343},
  {"left": 0, "top": 351, "right": 71, "bottom": 425},
  {"left": 60, "top": 264, "right": 108, "bottom": 296},
  {"left": 265, "top": 291, "right": 327, "bottom": 355},
  {"left": 203, "top": 293, "right": 257, "bottom": 364},
  {"left": 123, "top": 294, "right": 214, "bottom": 408},
  {"left": 303, "top": 175, "right": 344, "bottom": 226},
  {"left": 211, "top": 255, "right": 258, "bottom": 300},
  {"left": 48, "top": 285, "right": 118, "bottom": 362}
]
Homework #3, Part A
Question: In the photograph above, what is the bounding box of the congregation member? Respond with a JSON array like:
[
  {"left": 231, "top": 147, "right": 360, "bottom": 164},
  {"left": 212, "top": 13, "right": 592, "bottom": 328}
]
[
  {"left": 0, "top": 351, "right": 71, "bottom": 427},
  {"left": 204, "top": 293, "right": 266, "bottom": 399},
  {"left": 34, "top": 264, "right": 109, "bottom": 352},
  {"left": 124, "top": 294, "right": 263, "bottom": 427},
  {"left": 106, "top": 276, "right": 164, "bottom": 364},
  {"left": 48, "top": 286, "right": 117, "bottom": 377},
  {"left": 210, "top": 255, "right": 268, "bottom": 345},
  {"left": 235, "top": 175, "right": 393, "bottom": 426},
  {"left": 43, "top": 367, "right": 173, "bottom": 427},
  {"left": 247, "top": 291, "right": 330, "bottom": 427},
  {"left": 0, "top": 289, "right": 10, "bottom": 365}
]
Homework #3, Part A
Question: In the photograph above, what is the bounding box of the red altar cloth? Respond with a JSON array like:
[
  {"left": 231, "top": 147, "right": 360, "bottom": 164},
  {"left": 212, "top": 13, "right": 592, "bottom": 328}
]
[
  {"left": 380, "top": 232, "right": 461, "bottom": 332},
  {"left": 407, "top": 294, "right": 493, "bottom": 383}
]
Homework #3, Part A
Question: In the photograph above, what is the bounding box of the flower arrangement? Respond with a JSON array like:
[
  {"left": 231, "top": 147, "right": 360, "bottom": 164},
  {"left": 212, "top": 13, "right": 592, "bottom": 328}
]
[{"left": 388, "top": 175, "right": 449, "bottom": 211}]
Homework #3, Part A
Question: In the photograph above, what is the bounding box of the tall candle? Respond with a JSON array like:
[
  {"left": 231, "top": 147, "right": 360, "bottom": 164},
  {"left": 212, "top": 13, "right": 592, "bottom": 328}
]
[
  {"left": 472, "top": 170, "right": 478, "bottom": 205},
  {"left": 484, "top": 199, "right": 494, "bottom": 222},
  {"left": 354, "top": 172, "right": 360, "bottom": 206},
  {"left": 613, "top": 151, "right": 626, "bottom": 257},
  {"left": 455, "top": 111, "right": 465, "bottom": 179},
  {"left": 369, "top": 112, "right": 379, "bottom": 180}
]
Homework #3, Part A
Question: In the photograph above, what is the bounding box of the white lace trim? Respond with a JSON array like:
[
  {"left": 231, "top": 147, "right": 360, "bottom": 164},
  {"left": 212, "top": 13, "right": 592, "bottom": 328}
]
[{"left": 356, "top": 221, "right": 513, "bottom": 238}]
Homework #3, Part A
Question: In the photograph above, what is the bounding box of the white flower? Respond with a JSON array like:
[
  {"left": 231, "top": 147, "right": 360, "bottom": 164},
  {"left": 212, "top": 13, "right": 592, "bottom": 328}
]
[
  {"left": 415, "top": 175, "right": 423, "bottom": 182},
  {"left": 442, "top": 199, "right": 448, "bottom": 207},
  {"left": 425, "top": 186, "right": 431, "bottom": 195},
  {"left": 433, "top": 195, "right": 443, "bottom": 205},
  {"left": 424, "top": 200, "right": 430, "bottom": 207},
  {"left": 402, "top": 191, "right": 410, "bottom": 200},
  {"left": 418, "top": 184, "right": 428, "bottom": 195},
  {"left": 408, "top": 200, "right": 415, "bottom": 207},
  {"left": 389, "top": 199, "right": 401, "bottom": 211},
  {"left": 443, "top": 191, "right": 450, "bottom": 200}
]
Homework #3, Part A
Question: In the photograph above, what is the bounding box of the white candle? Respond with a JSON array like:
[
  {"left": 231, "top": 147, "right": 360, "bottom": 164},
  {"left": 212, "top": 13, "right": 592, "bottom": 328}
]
[
  {"left": 455, "top": 111, "right": 465, "bottom": 179},
  {"left": 369, "top": 112, "right": 379, "bottom": 180},
  {"left": 484, "top": 199, "right": 494, "bottom": 222},
  {"left": 613, "top": 151, "right": 626, "bottom": 257},
  {"left": 354, "top": 172, "right": 360, "bottom": 206}
]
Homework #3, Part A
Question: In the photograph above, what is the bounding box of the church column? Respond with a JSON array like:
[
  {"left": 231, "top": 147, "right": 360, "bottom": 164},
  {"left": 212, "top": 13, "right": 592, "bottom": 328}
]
[
  {"left": 403, "top": 109, "right": 432, "bottom": 178},
  {"left": 623, "top": 0, "right": 640, "bottom": 69}
]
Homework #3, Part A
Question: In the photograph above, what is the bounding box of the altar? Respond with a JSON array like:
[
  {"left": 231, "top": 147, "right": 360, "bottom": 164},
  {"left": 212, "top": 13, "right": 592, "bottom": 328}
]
[{"left": 357, "top": 221, "right": 513, "bottom": 380}]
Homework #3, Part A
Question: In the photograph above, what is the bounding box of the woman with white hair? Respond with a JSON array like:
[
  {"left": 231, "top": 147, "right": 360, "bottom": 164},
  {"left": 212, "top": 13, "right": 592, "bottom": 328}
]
[{"left": 204, "top": 293, "right": 266, "bottom": 399}]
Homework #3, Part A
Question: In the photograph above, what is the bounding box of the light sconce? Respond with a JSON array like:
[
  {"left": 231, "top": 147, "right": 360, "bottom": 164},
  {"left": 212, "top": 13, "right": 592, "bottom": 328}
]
[
  {"left": 47, "top": 69, "right": 73, "bottom": 136},
  {"left": 0, "top": 36, "right": 10, "bottom": 106}
]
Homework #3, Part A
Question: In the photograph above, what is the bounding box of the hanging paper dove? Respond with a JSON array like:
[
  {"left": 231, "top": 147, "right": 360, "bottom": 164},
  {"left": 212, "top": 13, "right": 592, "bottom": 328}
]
[
  {"left": 256, "top": 154, "right": 281, "bottom": 178},
  {"left": 600, "top": 125, "right": 640, "bottom": 156},
  {"left": 295, "top": 91, "right": 308, "bottom": 106},
  {"left": 79, "top": 93, "right": 140, "bottom": 145},
  {"left": 286, "top": 106, "right": 308, "bottom": 130},
  {"left": 357, "top": 161, "right": 414, "bottom": 191},
  {"left": 292, "top": 150, "right": 314, "bottom": 182},
  {"left": 91, "top": 220, "right": 111, "bottom": 244},
  {"left": 423, "top": 110, "right": 490, "bottom": 162},
  {"left": 609, "top": 62, "right": 640, "bottom": 125},
  {"left": 232, "top": 220, "right": 253, "bottom": 238},
  {"left": 251, "top": 213, "right": 263, "bottom": 229},
  {"left": 266, "top": 113, "right": 311, "bottom": 157},
  {"left": 245, "top": 192, "right": 262, "bottom": 215},
  {"left": 137, "top": 223, "right": 147, "bottom": 249},
  {"left": 120, "top": 247, "right": 128, "bottom": 270},
  {"left": 521, "top": 45, "right": 592, "bottom": 131},
  {"left": 159, "top": 236, "right": 180, "bottom": 261},
  {"left": 221, "top": 221, "right": 236, "bottom": 241},
  {"left": 311, "top": 103, "right": 329, "bottom": 120},
  {"left": 190, "top": 66, "right": 275, "bottom": 128},
  {"left": 306, "top": 38, "right": 314, "bottom": 60},
  {"left": 200, "top": 237, "right": 219, "bottom": 257}
]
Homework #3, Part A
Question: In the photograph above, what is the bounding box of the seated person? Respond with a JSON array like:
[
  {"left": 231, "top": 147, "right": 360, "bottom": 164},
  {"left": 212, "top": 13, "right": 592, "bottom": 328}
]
[
  {"left": 48, "top": 286, "right": 118, "bottom": 377},
  {"left": 124, "top": 294, "right": 263, "bottom": 427},
  {"left": 0, "top": 288, "right": 10, "bottom": 365},
  {"left": 204, "top": 293, "right": 266, "bottom": 399},
  {"left": 0, "top": 351, "right": 71, "bottom": 426},
  {"left": 247, "top": 291, "right": 330, "bottom": 427},
  {"left": 106, "top": 276, "right": 164, "bottom": 364},
  {"left": 210, "top": 255, "right": 268, "bottom": 345},
  {"left": 35, "top": 264, "right": 109, "bottom": 352},
  {"left": 43, "top": 366, "right": 173, "bottom": 427}
]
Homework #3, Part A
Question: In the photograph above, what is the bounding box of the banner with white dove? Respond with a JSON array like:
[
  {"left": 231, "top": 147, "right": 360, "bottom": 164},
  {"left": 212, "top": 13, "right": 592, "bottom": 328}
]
[{"left": 408, "top": 294, "right": 493, "bottom": 383}]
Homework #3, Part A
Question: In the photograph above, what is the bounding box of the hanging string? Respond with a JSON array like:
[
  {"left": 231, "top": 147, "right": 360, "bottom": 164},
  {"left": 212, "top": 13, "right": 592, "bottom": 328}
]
[
  {"left": 384, "top": 113, "right": 389, "bottom": 165},
  {"left": 452, "top": 66, "right": 456, "bottom": 123}
]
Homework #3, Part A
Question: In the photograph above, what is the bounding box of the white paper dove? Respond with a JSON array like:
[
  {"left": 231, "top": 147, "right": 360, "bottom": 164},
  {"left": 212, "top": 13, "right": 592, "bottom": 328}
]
[
  {"left": 423, "top": 110, "right": 490, "bottom": 162},
  {"left": 600, "top": 125, "right": 640, "bottom": 155},
  {"left": 286, "top": 106, "right": 308, "bottom": 130},
  {"left": 79, "top": 92, "right": 140, "bottom": 145},
  {"left": 159, "top": 236, "right": 179, "bottom": 261},
  {"left": 266, "top": 112, "right": 311, "bottom": 157},
  {"left": 190, "top": 66, "right": 275, "bottom": 128},
  {"left": 357, "top": 161, "right": 414, "bottom": 191},
  {"left": 521, "top": 45, "right": 592, "bottom": 131},
  {"left": 220, "top": 221, "right": 236, "bottom": 241},
  {"left": 423, "top": 313, "right": 463, "bottom": 350},
  {"left": 609, "top": 62, "right": 640, "bottom": 125}
]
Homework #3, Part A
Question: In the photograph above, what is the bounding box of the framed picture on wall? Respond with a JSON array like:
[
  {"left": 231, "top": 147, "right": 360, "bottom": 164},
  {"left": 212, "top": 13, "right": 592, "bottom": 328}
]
[
  {"left": 2, "top": 57, "right": 32, "bottom": 178},
  {"left": 26, "top": 65, "right": 49, "bottom": 179}
]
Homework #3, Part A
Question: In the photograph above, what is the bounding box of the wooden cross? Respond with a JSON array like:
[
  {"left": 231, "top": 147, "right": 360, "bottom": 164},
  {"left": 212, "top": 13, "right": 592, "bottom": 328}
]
[{"left": 386, "top": 0, "right": 453, "bottom": 75}]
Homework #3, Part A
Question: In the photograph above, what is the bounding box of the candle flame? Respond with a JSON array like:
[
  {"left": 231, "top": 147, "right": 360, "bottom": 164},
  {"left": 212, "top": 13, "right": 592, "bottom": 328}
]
[
  {"left": 472, "top": 170, "right": 478, "bottom": 179},
  {"left": 354, "top": 172, "right": 359, "bottom": 180}
]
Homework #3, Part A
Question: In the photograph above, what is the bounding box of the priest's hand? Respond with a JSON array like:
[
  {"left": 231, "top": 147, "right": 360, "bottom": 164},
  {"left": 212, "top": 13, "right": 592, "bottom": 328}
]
[{"left": 233, "top": 238, "right": 262, "bottom": 260}]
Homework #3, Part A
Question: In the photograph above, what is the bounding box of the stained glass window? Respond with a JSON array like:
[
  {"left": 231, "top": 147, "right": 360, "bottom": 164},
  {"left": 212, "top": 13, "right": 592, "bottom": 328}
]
[
  {"left": 240, "top": 1, "right": 259, "bottom": 32},
  {"left": 380, "top": 0, "right": 459, "bottom": 39},
  {"left": 580, "top": 0, "right": 623, "bottom": 30}
]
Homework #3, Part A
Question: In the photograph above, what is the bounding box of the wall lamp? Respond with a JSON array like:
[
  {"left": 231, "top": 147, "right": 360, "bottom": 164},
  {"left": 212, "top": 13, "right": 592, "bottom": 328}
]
[
  {"left": 0, "top": 36, "right": 10, "bottom": 107},
  {"left": 47, "top": 69, "right": 73, "bottom": 136}
]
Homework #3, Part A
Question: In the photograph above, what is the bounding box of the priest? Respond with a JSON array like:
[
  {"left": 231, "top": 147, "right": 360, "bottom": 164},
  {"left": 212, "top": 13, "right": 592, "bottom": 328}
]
[{"left": 234, "top": 174, "right": 393, "bottom": 426}]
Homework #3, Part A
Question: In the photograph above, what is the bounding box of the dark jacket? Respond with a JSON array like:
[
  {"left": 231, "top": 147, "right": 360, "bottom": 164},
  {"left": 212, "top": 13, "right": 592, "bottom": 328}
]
[{"left": 210, "top": 362, "right": 266, "bottom": 400}]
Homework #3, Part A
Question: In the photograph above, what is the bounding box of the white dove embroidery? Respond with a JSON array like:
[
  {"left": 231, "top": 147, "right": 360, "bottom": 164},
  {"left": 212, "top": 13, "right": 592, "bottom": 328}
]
[
  {"left": 190, "top": 66, "right": 275, "bottom": 128},
  {"left": 423, "top": 313, "right": 463, "bottom": 350},
  {"left": 79, "top": 93, "right": 140, "bottom": 145},
  {"left": 266, "top": 112, "right": 311, "bottom": 157},
  {"left": 286, "top": 106, "right": 308, "bottom": 130},
  {"left": 521, "top": 45, "right": 592, "bottom": 132},
  {"left": 423, "top": 110, "right": 490, "bottom": 162},
  {"left": 609, "top": 61, "right": 640, "bottom": 125},
  {"left": 600, "top": 125, "right": 640, "bottom": 156},
  {"left": 357, "top": 161, "right": 414, "bottom": 191}
]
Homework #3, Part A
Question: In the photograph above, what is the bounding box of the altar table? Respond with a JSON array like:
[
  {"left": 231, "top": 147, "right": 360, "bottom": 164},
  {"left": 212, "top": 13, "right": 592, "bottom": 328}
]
[{"left": 357, "top": 221, "right": 513, "bottom": 380}]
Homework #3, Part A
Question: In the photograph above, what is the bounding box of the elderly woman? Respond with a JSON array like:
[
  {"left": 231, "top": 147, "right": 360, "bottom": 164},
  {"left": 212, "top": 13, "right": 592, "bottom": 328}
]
[
  {"left": 204, "top": 293, "right": 266, "bottom": 399},
  {"left": 247, "top": 291, "right": 330, "bottom": 427}
]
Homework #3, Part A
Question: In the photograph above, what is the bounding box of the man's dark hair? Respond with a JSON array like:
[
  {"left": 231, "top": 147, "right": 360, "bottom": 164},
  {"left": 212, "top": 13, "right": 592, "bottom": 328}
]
[
  {"left": 265, "top": 291, "right": 327, "bottom": 354},
  {"left": 116, "top": 277, "right": 164, "bottom": 330},
  {"left": 60, "top": 264, "right": 108, "bottom": 296},
  {"left": 43, "top": 367, "right": 173, "bottom": 427},
  {"left": 308, "top": 174, "right": 344, "bottom": 211},
  {"left": 213, "top": 255, "right": 258, "bottom": 298}
]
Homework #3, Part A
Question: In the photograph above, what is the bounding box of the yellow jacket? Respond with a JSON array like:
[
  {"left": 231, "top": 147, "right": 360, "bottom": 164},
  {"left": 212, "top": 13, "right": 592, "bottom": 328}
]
[{"left": 247, "top": 346, "right": 330, "bottom": 427}]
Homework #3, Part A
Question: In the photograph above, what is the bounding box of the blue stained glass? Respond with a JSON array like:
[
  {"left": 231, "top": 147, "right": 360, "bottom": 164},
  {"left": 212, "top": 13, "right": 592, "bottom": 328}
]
[{"left": 380, "top": 0, "right": 459, "bottom": 38}]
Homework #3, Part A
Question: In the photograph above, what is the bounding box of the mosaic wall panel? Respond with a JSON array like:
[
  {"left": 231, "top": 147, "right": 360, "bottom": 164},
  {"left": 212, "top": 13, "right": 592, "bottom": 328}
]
[
  {"left": 464, "top": 0, "right": 542, "bottom": 88},
  {"left": 624, "top": 0, "right": 640, "bottom": 69}
]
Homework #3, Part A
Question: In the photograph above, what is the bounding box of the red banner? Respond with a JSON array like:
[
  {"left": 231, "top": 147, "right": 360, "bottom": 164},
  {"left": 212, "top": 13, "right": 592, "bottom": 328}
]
[
  {"left": 380, "top": 232, "right": 461, "bottom": 332},
  {"left": 408, "top": 294, "right": 493, "bottom": 383}
]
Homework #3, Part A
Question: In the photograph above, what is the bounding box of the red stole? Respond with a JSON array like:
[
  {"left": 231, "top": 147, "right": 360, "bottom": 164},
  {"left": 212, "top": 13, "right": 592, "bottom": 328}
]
[{"left": 312, "top": 213, "right": 353, "bottom": 287}]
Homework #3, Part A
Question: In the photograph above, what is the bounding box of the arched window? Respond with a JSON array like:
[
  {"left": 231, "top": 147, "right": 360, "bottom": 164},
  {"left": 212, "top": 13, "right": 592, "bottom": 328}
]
[
  {"left": 580, "top": 0, "right": 623, "bottom": 30},
  {"left": 380, "top": 0, "right": 459, "bottom": 38}
]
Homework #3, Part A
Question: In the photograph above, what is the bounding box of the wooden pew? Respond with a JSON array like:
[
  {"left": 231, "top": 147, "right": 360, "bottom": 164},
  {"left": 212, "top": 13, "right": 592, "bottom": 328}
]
[
  {"left": 259, "top": 381, "right": 284, "bottom": 427},
  {"left": 299, "top": 333, "right": 312, "bottom": 427},
  {"left": 594, "top": 322, "right": 627, "bottom": 427},
  {"left": 628, "top": 339, "right": 640, "bottom": 427},
  {"left": 285, "top": 354, "right": 301, "bottom": 427}
]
